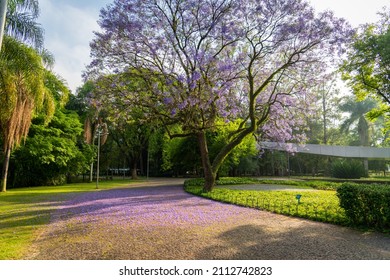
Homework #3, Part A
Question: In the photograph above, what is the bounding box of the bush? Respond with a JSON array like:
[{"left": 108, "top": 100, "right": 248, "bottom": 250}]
[
  {"left": 337, "top": 183, "right": 390, "bottom": 229},
  {"left": 331, "top": 160, "right": 367, "bottom": 179},
  {"left": 304, "top": 181, "right": 341, "bottom": 190}
]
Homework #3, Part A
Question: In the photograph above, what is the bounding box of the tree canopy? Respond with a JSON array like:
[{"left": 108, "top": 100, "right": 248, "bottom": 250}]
[
  {"left": 86, "top": 0, "right": 353, "bottom": 191},
  {"left": 341, "top": 8, "right": 390, "bottom": 119},
  {"left": 0, "top": 36, "right": 48, "bottom": 191},
  {"left": 12, "top": 108, "right": 92, "bottom": 187},
  {"left": 4, "top": 0, "right": 43, "bottom": 49}
]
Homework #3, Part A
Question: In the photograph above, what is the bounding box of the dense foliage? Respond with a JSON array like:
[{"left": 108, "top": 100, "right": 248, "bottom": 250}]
[
  {"left": 342, "top": 9, "right": 390, "bottom": 107},
  {"left": 331, "top": 159, "right": 368, "bottom": 179},
  {"left": 337, "top": 183, "right": 390, "bottom": 229},
  {"left": 162, "top": 119, "right": 258, "bottom": 176},
  {"left": 87, "top": 0, "right": 352, "bottom": 191},
  {"left": 0, "top": 36, "right": 48, "bottom": 191},
  {"left": 12, "top": 109, "right": 93, "bottom": 187}
]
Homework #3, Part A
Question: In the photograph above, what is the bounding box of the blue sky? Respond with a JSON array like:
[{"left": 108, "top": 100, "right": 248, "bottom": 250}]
[
  {"left": 38, "top": 0, "right": 111, "bottom": 93},
  {"left": 37, "top": 0, "right": 389, "bottom": 94}
]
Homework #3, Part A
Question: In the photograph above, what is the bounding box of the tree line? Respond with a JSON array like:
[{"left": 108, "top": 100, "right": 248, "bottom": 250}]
[{"left": 1, "top": 0, "right": 389, "bottom": 192}]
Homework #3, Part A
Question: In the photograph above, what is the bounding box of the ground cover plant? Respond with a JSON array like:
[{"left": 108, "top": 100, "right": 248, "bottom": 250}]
[
  {"left": 0, "top": 180, "right": 140, "bottom": 259},
  {"left": 185, "top": 178, "right": 346, "bottom": 225}
]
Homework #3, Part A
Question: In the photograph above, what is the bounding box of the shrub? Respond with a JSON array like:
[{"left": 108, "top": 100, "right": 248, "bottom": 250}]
[
  {"left": 337, "top": 183, "right": 390, "bottom": 229},
  {"left": 331, "top": 160, "right": 367, "bottom": 179},
  {"left": 304, "top": 181, "right": 341, "bottom": 190}
]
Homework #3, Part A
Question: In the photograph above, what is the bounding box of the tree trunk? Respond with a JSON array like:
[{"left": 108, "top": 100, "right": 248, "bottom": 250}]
[
  {"left": 0, "top": 0, "right": 8, "bottom": 51},
  {"left": 89, "top": 162, "right": 94, "bottom": 182},
  {"left": 322, "top": 90, "right": 328, "bottom": 145},
  {"left": 363, "top": 159, "right": 369, "bottom": 176},
  {"left": 1, "top": 147, "right": 11, "bottom": 192},
  {"left": 358, "top": 117, "right": 369, "bottom": 175},
  {"left": 199, "top": 126, "right": 255, "bottom": 192},
  {"left": 131, "top": 161, "right": 138, "bottom": 180},
  {"left": 197, "top": 131, "right": 216, "bottom": 192}
]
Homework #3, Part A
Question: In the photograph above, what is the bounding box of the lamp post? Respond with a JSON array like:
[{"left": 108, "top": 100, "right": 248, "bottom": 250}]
[
  {"left": 95, "top": 124, "right": 108, "bottom": 189},
  {"left": 146, "top": 143, "right": 150, "bottom": 181}
]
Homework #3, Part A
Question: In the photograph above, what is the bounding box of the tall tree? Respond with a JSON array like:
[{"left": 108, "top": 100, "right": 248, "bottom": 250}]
[
  {"left": 339, "top": 97, "right": 377, "bottom": 172},
  {"left": 339, "top": 98, "right": 377, "bottom": 146},
  {"left": 317, "top": 74, "right": 343, "bottom": 145},
  {"left": 87, "top": 0, "right": 352, "bottom": 191},
  {"left": 110, "top": 119, "right": 151, "bottom": 180},
  {"left": 342, "top": 8, "right": 390, "bottom": 114},
  {"left": 0, "top": 0, "right": 7, "bottom": 51},
  {"left": 72, "top": 81, "right": 109, "bottom": 182},
  {"left": 0, "top": 36, "right": 47, "bottom": 192},
  {"left": 12, "top": 108, "right": 89, "bottom": 187},
  {"left": 3, "top": 0, "right": 43, "bottom": 49}
]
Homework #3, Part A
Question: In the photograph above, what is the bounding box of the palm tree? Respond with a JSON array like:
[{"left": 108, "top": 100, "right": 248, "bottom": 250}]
[
  {"left": 0, "top": 0, "right": 54, "bottom": 192},
  {"left": 0, "top": 36, "right": 47, "bottom": 192},
  {"left": 0, "top": 0, "right": 43, "bottom": 51},
  {"left": 0, "top": 0, "right": 7, "bottom": 51},
  {"left": 339, "top": 97, "right": 377, "bottom": 172}
]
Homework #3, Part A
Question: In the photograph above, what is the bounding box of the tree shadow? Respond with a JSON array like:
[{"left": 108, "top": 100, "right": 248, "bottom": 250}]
[
  {"left": 0, "top": 183, "right": 198, "bottom": 232},
  {"left": 196, "top": 223, "right": 390, "bottom": 260},
  {"left": 49, "top": 185, "right": 198, "bottom": 220}
]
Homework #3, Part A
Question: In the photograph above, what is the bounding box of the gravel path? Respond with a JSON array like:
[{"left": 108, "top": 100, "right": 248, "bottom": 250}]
[{"left": 26, "top": 179, "right": 390, "bottom": 260}]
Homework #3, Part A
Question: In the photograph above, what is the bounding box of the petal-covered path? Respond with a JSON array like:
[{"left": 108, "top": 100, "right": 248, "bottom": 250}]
[{"left": 26, "top": 179, "right": 390, "bottom": 260}]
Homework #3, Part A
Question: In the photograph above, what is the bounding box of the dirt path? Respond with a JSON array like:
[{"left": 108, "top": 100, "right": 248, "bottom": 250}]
[{"left": 25, "top": 179, "right": 390, "bottom": 260}]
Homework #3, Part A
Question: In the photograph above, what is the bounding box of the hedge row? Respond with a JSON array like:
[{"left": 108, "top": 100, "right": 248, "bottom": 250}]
[{"left": 337, "top": 183, "right": 390, "bottom": 229}]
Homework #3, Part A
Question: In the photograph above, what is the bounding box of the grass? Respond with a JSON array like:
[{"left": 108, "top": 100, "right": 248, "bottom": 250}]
[
  {"left": 0, "top": 179, "right": 143, "bottom": 260},
  {"left": 184, "top": 178, "right": 347, "bottom": 225},
  {"left": 1, "top": 176, "right": 383, "bottom": 259}
]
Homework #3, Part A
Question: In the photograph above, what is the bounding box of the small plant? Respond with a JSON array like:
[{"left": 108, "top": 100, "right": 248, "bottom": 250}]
[{"left": 331, "top": 159, "right": 367, "bottom": 179}]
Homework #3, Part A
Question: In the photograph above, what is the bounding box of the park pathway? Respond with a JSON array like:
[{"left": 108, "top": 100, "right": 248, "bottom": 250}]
[{"left": 26, "top": 178, "right": 390, "bottom": 260}]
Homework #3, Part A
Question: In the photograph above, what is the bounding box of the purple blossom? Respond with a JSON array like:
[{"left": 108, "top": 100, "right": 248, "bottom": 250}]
[
  {"left": 177, "top": 101, "right": 187, "bottom": 110},
  {"left": 86, "top": 0, "right": 353, "bottom": 181},
  {"left": 50, "top": 184, "right": 262, "bottom": 230},
  {"left": 163, "top": 97, "right": 173, "bottom": 105}
]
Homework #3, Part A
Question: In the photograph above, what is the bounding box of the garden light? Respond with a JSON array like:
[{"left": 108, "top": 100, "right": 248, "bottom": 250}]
[{"left": 296, "top": 194, "right": 302, "bottom": 204}]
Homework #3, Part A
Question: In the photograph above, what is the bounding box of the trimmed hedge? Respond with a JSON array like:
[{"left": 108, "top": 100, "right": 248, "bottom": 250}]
[{"left": 337, "top": 183, "right": 390, "bottom": 229}]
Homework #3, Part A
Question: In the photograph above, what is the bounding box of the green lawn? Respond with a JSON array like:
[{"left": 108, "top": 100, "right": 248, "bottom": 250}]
[
  {"left": 0, "top": 180, "right": 142, "bottom": 259},
  {"left": 185, "top": 178, "right": 347, "bottom": 225}
]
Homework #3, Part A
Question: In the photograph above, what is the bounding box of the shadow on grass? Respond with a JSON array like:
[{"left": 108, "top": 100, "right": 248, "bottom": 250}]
[{"left": 0, "top": 179, "right": 181, "bottom": 259}]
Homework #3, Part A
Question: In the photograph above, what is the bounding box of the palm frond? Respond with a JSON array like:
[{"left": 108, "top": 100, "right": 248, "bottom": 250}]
[
  {"left": 8, "top": 0, "right": 39, "bottom": 18},
  {"left": 5, "top": 11, "right": 44, "bottom": 49},
  {"left": 39, "top": 48, "right": 55, "bottom": 69}
]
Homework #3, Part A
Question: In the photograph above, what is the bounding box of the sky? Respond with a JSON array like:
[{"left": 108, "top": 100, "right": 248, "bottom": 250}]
[{"left": 37, "top": 0, "right": 389, "bottom": 94}]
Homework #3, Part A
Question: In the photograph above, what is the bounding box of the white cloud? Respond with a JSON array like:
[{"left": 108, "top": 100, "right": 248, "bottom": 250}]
[
  {"left": 308, "top": 0, "right": 388, "bottom": 27},
  {"left": 38, "top": 0, "right": 105, "bottom": 93}
]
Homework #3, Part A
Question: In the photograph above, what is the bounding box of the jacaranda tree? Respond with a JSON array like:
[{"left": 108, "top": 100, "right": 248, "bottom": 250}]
[{"left": 87, "top": 0, "right": 353, "bottom": 191}]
